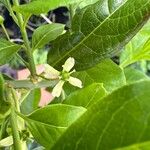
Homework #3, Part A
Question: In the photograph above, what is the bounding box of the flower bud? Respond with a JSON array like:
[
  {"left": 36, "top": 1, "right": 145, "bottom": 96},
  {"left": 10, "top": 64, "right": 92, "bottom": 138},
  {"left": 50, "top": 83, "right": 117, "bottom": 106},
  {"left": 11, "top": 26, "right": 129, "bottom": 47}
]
[{"left": 0, "top": 15, "right": 4, "bottom": 24}]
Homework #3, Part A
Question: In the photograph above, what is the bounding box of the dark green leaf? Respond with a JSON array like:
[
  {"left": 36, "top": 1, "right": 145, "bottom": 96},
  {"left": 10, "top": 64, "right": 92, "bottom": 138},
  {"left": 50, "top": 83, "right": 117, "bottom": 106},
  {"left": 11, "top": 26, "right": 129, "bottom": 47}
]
[
  {"left": 48, "top": 0, "right": 150, "bottom": 71},
  {"left": 19, "top": 104, "right": 86, "bottom": 149},
  {"left": 0, "top": 39, "right": 21, "bottom": 65},
  {"left": 51, "top": 80, "right": 150, "bottom": 150}
]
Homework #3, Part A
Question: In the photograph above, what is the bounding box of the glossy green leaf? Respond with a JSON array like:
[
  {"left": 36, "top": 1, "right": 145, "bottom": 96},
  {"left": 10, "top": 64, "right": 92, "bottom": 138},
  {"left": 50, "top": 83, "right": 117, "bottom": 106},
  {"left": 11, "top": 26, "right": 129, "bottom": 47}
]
[
  {"left": 19, "top": 104, "right": 86, "bottom": 149},
  {"left": 48, "top": 0, "right": 150, "bottom": 71},
  {"left": 124, "top": 67, "right": 149, "bottom": 84},
  {"left": 20, "top": 89, "right": 41, "bottom": 115},
  {"left": 63, "top": 83, "right": 107, "bottom": 108},
  {"left": 32, "top": 23, "right": 65, "bottom": 50},
  {"left": 0, "top": 39, "right": 21, "bottom": 65},
  {"left": 64, "top": 59, "right": 126, "bottom": 94},
  {"left": 13, "top": 0, "right": 82, "bottom": 15},
  {"left": 51, "top": 80, "right": 150, "bottom": 150},
  {"left": 120, "top": 21, "right": 150, "bottom": 68}
]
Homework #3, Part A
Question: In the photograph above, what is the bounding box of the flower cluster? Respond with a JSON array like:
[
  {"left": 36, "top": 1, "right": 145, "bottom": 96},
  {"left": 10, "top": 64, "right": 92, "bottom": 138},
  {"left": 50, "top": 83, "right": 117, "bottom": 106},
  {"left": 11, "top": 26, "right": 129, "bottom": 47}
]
[{"left": 43, "top": 57, "right": 82, "bottom": 97}]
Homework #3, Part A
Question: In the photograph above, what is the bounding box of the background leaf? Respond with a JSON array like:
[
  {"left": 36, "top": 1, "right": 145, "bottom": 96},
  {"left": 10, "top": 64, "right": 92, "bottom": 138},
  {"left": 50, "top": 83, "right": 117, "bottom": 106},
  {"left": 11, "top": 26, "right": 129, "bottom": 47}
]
[
  {"left": 0, "top": 39, "right": 21, "bottom": 65},
  {"left": 48, "top": 0, "right": 150, "bottom": 71},
  {"left": 20, "top": 89, "right": 41, "bottom": 115},
  {"left": 120, "top": 21, "right": 150, "bottom": 68},
  {"left": 124, "top": 67, "right": 149, "bottom": 84},
  {"left": 0, "top": 0, "right": 10, "bottom": 9}
]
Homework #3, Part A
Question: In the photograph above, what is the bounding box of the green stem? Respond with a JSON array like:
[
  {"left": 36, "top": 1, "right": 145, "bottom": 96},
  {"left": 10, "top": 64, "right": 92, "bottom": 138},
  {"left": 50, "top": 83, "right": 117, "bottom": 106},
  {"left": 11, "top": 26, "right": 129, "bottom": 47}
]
[
  {"left": 6, "top": 0, "right": 18, "bottom": 25},
  {"left": 69, "top": 4, "right": 75, "bottom": 30},
  {"left": 10, "top": 88, "right": 27, "bottom": 150},
  {"left": 21, "top": 28, "right": 37, "bottom": 78},
  {"left": 1, "top": 24, "right": 10, "bottom": 41},
  {"left": 9, "top": 88, "right": 22, "bottom": 150},
  {"left": 12, "top": 0, "right": 36, "bottom": 78},
  {"left": 10, "top": 107, "right": 22, "bottom": 150}
]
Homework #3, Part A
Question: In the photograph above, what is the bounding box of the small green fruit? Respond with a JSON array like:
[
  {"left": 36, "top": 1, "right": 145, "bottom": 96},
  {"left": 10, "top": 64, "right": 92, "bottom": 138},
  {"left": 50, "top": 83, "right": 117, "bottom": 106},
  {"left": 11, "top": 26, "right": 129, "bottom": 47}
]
[{"left": 0, "top": 15, "right": 4, "bottom": 24}]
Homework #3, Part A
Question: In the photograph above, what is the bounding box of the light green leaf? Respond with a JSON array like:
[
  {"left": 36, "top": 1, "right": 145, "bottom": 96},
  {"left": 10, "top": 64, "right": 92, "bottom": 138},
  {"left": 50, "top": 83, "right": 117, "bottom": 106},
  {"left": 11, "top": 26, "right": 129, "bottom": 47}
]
[
  {"left": 20, "top": 89, "right": 41, "bottom": 115},
  {"left": 0, "top": 136, "right": 13, "bottom": 147},
  {"left": 124, "top": 67, "right": 149, "bottom": 84},
  {"left": 0, "top": 39, "right": 21, "bottom": 65},
  {"left": 7, "top": 79, "right": 58, "bottom": 89},
  {"left": 79, "top": 0, "right": 99, "bottom": 8},
  {"left": 120, "top": 21, "right": 150, "bottom": 68},
  {"left": 48, "top": 0, "right": 150, "bottom": 71},
  {"left": 51, "top": 80, "right": 150, "bottom": 150},
  {"left": 63, "top": 83, "right": 107, "bottom": 108},
  {"left": 32, "top": 23, "right": 65, "bottom": 50},
  {"left": 19, "top": 104, "right": 86, "bottom": 149},
  {"left": 13, "top": 0, "right": 82, "bottom": 15},
  {"left": 64, "top": 59, "right": 126, "bottom": 94}
]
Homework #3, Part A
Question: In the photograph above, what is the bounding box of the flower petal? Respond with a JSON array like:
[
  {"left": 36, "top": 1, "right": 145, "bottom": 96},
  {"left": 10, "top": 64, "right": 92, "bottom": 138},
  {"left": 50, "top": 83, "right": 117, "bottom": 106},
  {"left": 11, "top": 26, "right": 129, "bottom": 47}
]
[
  {"left": 62, "top": 57, "right": 75, "bottom": 72},
  {"left": 51, "top": 80, "right": 65, "bottom": 97},
  {"left": 43, "top": 64, "right": 60, "bottom": 79},
  {"left": 68, "top": 77, "right": 83, "bottom": 88}
]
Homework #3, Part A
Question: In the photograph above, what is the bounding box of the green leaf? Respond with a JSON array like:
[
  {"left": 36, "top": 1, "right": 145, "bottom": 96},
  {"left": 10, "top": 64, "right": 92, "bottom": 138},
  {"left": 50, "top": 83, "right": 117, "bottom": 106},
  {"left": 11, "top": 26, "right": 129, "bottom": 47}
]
[
  {"left": 19, "top": 104, "right": 86, "bottom": 149},
  {"left": 0, "top": 74, "right": 11, "bottom": 123},
  {"left": 116, "top": 141, "right": 150, "bottom": 150},
  {"left": 64, "top": 59, "right": 126, "bottom": 94},
  {"left": 13, "top": 0, "right": 81, "bottom": 15},
  {"left": 120, "top": 21, "right": 150, "bottom": 68},
  {"left": 79, "top": 0, "right": 99, "bottom": 8},
  {"left": 0, "top": 136, "right": 13, "bottom": 147},
  {"left": 63, "top": 83, "right": 107, "bottom": 108},
  {"left": 48, "top": 0, "right": 150, "bottom": 71},
  {"left": 7, "top": 79, "right": 58, "bottom": 89},
  {"left": 51, "top": 80, "right": 150, "bottom": 150},
  {"left": 32, "top": 23, "right": 65, "bottom": 50},
  {"left": 0, "top": 0, "right": 9, "bottom": 9},
  {"left": 20, "top": 89, "right": 41, "bottom": 115},
  {"left": 124, "top": 67, "right": 149, "bottom": 84},
  {"left": 0, "top": 39, "right": 21, "bottom": 65}
]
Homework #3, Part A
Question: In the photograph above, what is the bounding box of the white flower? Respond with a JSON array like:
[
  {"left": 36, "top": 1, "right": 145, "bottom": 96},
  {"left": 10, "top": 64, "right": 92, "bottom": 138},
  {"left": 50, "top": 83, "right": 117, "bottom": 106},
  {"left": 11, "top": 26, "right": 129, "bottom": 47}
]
[{"left": 43, "top": 57, "right": 83, "bottom": 97}]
